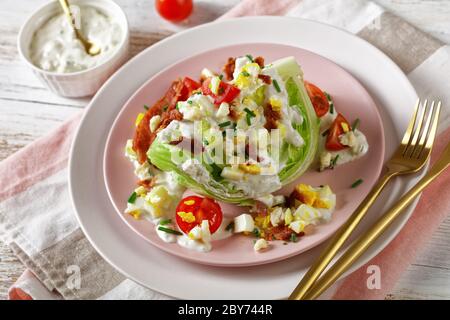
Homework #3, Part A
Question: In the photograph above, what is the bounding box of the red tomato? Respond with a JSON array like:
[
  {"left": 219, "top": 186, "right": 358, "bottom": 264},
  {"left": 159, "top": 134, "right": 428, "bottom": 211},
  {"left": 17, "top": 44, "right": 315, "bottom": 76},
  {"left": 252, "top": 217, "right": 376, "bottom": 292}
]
[
  {"left": 326, "top": 113, "right": 351, "bottom": 151},
  {"left": 305, "top": 81, "right": 329, "bottom": 117},
  {"left": 201, "top": 78, "right": 241, "bottom": 105},
  {"left": 175, "top": 196, "right": 223, "bottom": 234},
  {"left": 155, "top": 0, "right": 193, "bottom": 22},
  {"left": 180, "top": 77, "right": 201, "bottom": 100}
]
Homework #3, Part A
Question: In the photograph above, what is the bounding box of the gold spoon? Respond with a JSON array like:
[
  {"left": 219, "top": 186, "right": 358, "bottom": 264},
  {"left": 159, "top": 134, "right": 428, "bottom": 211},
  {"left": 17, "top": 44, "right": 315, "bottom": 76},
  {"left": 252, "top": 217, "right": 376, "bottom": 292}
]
[{"left": 58, "top": 0, "right": 101, "bottom": 56}]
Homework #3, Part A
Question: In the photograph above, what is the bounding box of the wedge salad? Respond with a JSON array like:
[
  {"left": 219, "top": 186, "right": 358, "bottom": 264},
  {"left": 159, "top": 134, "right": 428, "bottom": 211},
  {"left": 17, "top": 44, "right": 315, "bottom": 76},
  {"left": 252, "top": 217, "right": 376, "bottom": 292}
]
[{"left": 123, "top": 55, "right": 368, "bottom": 253}]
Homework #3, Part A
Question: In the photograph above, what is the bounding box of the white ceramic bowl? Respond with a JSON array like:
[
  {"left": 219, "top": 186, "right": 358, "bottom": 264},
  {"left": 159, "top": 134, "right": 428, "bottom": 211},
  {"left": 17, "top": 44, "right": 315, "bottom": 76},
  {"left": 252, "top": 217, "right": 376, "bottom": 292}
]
[{"left": 17, "top": 0, "right": 129, "bottom": 98}]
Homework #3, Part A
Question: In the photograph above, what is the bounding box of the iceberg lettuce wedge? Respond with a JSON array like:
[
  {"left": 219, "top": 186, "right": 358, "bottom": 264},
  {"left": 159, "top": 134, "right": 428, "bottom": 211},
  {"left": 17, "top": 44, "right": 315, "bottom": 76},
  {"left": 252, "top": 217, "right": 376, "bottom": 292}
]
[{"left": 148, "top": 56, "right": 319, "bottom": 204}]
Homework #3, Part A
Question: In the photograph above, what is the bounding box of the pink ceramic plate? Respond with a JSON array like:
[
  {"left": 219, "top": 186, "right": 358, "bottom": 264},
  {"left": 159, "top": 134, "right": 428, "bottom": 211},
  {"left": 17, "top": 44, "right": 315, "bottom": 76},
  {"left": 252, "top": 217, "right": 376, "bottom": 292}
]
[{"left": 104, "top": 43, "right": 384, "bottom": 267}]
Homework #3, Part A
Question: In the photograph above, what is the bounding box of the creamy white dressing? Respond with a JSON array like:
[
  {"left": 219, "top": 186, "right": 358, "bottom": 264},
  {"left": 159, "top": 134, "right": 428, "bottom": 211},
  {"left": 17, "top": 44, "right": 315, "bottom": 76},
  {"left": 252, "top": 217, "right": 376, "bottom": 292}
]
[
  {"left": 318, "top": 129, "right": 369, "bottom": 170},
  {"left": 30, "top": 6, "right": 122, "bottom": 73},
  {"left": 174, "top": 218, "right": 233, "bottom": 253},
  {"left": 155, "top": 224, "right": 177, "bottom": 243}
]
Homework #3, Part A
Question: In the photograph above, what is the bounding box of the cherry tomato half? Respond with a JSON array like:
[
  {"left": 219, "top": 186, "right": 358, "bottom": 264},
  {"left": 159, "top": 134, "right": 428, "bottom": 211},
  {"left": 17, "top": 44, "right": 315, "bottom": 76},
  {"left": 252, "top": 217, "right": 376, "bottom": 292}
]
[
  {"left": 305, "top": 81, "right": 329, "bottom": 117},
  {"left": 180, "top": 77, "right": 201, "bottom": 100},
  {"left": 175, "top": 196, "right": 223, "bottom": 234},
  {"left": 201, "top": 78, "right": 241, "bottom": 105},
  {"left": 326, "top": 113, "right": 351, "bottom": 151},
  {"left": 155, "top": 0, "right": 193, "bottom": 23}
]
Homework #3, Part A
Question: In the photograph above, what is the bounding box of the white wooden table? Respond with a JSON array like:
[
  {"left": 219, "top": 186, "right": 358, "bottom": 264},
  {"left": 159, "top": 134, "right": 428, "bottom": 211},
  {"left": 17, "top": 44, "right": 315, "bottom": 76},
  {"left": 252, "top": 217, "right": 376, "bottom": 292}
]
[{"left": 1, "top": 0, "right": 449, "bottom": 300}]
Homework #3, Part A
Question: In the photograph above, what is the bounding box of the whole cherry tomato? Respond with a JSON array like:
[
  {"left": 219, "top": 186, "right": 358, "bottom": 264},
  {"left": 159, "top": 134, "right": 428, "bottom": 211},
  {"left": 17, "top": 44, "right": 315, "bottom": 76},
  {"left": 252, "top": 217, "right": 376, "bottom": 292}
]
[{"left": 155, "top": 0, "right": 193, "bottom": 23}]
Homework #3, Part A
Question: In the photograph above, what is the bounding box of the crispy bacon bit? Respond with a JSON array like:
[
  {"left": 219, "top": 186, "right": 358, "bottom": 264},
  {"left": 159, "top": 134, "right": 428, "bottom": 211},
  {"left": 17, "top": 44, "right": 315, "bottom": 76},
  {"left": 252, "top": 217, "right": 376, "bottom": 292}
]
[
  {"left": 258, "top": 74, "right": 272, "bottom": 84},
  {"left": 138, "top": 177, "right": 156, "bottom": 190},
  {"left": 286, "top": 188, "right": 302, "bottom": 208},
  {"left": 265, "top": 225, "right": 295, "bottom": 241},
  {"left": 132, "top": 80, "right": 185, "bottom": 164},
  {"left": 222, "top": 57, "right": 235, "bottom": 81},
  {"left": 263, "top": 103, "right": 281, "bottom": 130},
  {"left": 169, "top": 136, "right": 183, "bottom": 145},
  {"left": 228, "top": 105, "right": 239, "bottom": 121},
  {"left": 254, "top": 56, "right": 264, "bottom": 68},
  {"left": 157, "top": 109, "right": 183, "bottom": 132}
]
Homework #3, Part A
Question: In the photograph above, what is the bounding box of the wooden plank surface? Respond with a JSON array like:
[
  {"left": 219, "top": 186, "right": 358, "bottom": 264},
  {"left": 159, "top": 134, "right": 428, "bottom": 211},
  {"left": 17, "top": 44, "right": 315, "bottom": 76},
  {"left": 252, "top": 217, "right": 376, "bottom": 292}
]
[{"left": 0, "top": 0, "right": 449, "bottom": 300}]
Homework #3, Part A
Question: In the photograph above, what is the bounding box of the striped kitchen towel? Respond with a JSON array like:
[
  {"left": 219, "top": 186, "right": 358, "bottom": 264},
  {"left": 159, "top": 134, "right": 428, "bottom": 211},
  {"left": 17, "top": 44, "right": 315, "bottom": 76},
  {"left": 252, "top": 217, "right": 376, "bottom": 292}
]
[{"left": 1, "top": 0, "right": 449, "bottom": 300}]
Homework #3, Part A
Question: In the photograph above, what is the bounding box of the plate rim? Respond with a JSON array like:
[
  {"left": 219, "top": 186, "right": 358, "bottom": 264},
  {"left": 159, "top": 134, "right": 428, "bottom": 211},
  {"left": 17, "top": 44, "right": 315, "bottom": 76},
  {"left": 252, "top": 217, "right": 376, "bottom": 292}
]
[
  {"left": 69, "top": 16, "right": 421, "bottom": 299},
  {"left": 102, "top": 41, "right": 386, "bottom": 267}
]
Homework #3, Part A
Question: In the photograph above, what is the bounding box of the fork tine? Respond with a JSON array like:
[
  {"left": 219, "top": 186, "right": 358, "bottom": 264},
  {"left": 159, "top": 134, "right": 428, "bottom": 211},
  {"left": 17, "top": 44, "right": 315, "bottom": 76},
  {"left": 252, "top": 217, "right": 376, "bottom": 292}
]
[
  {"left": 412, "top": 101, "right": 435, "bottom": 159},
  {"left": 400, "top": 99, "right": 420, "bottom": 150},
  {"left": 422, "top": 101, "right": 441, "bottom": 157},
  {"left": 398, "top": 99, "right": 420, "bottom": 156},
  {"left": 404, "top": 99, "right": 428, "bottom": 157}
]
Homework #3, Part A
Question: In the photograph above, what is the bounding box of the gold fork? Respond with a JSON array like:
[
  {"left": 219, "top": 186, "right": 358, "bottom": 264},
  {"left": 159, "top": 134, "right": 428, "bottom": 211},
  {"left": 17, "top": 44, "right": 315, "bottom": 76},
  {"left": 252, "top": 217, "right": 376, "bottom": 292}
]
[
  {"left": 303, "top": 102, "right": 446, "bottom": 299},
  {"left": 290, "top": 99, "right": 441, "bottom": 300}
]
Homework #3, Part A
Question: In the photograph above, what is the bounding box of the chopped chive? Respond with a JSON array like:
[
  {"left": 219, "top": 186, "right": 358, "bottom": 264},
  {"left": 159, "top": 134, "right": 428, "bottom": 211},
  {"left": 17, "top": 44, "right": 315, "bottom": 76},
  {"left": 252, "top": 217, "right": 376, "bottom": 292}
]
[
  {"left": 243, "top": 107, "right": 256, "bottom": 117},
  {"left": 352, "top": 118, "right": 360, "bottom": 131},
  {"left": 127, "top": 192, "right": 137, "bottom": 204},
  {"left": 158, "top": 226, "right": 182, "bottom": 235},
  {"left": 219, "top": 121, "right": 231, "bottom": 128},
  {"left": 187, "top": 100, "right": 193, "bottom": 105},
  {"left": 245, "top": 54, "right": 254, "bottom": 62},
  {"left": 176, "top": 102, "right": 180, "bottom": 110},
  {"left": 162, "top": 104, "right": 168, "bottom": 111},
  {"left": 203, "top": 139, "right": 209, "bottom": 146},
  {"left": 225, "top": 222, "right": 234, "bottom": 231},
  {"left": 241, "top": 71, "right": 250, "bottom": 77},
  {"left": 290, "top": 233, "right": 298, "bottom": 243},
  {"left": 322, "top": 129, "right": 330, "bottom": 137},
  {"left": 351, "top": 178, "right": 364, "bottom": 188},
  {"left": 330, "top": 154, "right": 340, "bottom": 168},
  {"left": 218, "top": 74, "right": 223, "bottom": 80},
  {"left": 272, "top": 79, "right": 281, "bottom": 93},
  {"left": 252, "top": 228, "right": 260, "bottom": 238},
  {"left": 218, "top": 87, "right": 225, "bottom": 95},
  {"left": 159, "top": 219, "right": 172, "bottom": 225},
  {"left": 144, "top": 104, "right": 149, "bottom": 110},
  {"left": 325, "top": 92, "right": 334, "bottom": 114},
  {"left": 246, "top": 113, "right": 252, "bottom": 126}
]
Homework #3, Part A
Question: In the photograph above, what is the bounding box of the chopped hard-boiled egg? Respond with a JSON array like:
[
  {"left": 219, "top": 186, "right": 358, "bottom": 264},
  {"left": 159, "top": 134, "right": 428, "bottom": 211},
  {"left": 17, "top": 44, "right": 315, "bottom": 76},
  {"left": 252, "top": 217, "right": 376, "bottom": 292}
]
[
  {"left": 269, "top": 207, "right": 284, "bottom": 227},
  {"left": 339, "top": 131, "right": 357, "bottom": 148},
  {"left": 201, "top": 220, "right": 211, "bottom": 243},
  {"left": 238, "top": 163, "right": 261, "bottom": 175},
  {"left": 187, "top": 220, "right": 211, "bottom": 244},
  {"left": 284, "top": 208, "right": 293, "bottom": 225},
  {"left": 254, "top": 238, "right": 269, "bottom": 252},
  {"left": 216, "top": 102, "right": 230, "bottom": 118},
  {"left": 289, "top": 220, "right": 307, "bottom": 234},
  {"left": 201, "top": 68, "right": 215, "bottom": 79},
  {"left": 319, "top": 152, "right": 332, "bottom": 171},
  {"left": 209, "top": 76, "right": 221, "bottom": 95},
  {"left": 269, "top": 96, "right": 282, "bottom": 112},
  {"left": 149, "top": 115, "right": 161, "bottom": 133},
  {"left": 188, "top": 225, "right": 202, "bottom": 240},
  {"left": 135, "top": 112, "right": 145, "bottom": 127},
  {"left": 221, "top": 166, "right": 244, "bottom": 181},
  {"left": 177, "top": 211, "right": 196, "bottom": 223},
  {"left": 234, "top": 214, "right": 255, "bottom": 233},
  {"left": 134, "top": 186, "right": 147, "bottom": 197},
  {"left": 294, "top": 204, "right": 321, "bottom": 224}
]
